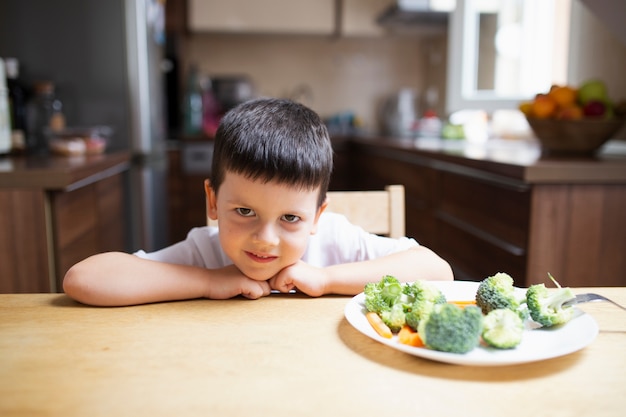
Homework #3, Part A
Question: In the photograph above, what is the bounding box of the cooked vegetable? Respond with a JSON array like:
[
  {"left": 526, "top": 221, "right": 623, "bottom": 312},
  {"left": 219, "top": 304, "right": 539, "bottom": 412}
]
[
  {"left": 417, "top": 303, "right": 483, "bottom": 354},
  {"left": 404, "top": 280, "right": 447, "bottom": 331},
  {"left": 403, "top": 280, "right": 447, "bottom": 305},
  {"left": 481, "top": 308, "right": 524, "bottom": 349},
  {"left": 475, "top": 272, "right": 528, "bottom": 320},
  {"left": 449, "top": 300, "right": 477, "bottom": 308},
  {"left": 398, "top": 325, "right": 424, "bottom": 347},
  {"left": 526, "top": 273, "right": 575, "bottom": 327},
  {"left": 381, "top": 303, "right": 407, "bottom": 332},
  {"left": 364, "top": 275, "right": 405, "bottom": 314},
  {"left": 366, "top": 311, "right": 393, "bottom": 338},
  {"left": 363, "top": 272, "right": 575, "bottom": 354}
]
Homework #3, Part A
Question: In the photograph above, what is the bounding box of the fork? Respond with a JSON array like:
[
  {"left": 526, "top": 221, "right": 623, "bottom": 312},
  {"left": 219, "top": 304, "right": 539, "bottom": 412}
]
[{"left": 564, "top": 293, "right": 626, "bottom": 311}]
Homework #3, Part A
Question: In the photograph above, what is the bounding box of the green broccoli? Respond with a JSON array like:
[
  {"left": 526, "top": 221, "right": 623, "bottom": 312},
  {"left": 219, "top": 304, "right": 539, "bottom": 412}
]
[
  {"left": 475, "top": 272, "right": 528, "bottom": 320},
  {"left": 526, "top": 274, "right": 575, "bottom": 327},
  {"left": 404, "top": 280, "right": 447, "bottom": 331},
  {"left": 418, "top": 303, "right": 483, "bottom": 354},
  {"left": 381, "top": 303, "right": 407, "bottom": 332},
  {"left": 481, "top": 308, "right": 524, "bottom": 349},
  {"left": 364, "top": 275, "right": 404, "bottom": 314},
  {"left": 403, "top": 280, "right": 447, "bottom": 304}
]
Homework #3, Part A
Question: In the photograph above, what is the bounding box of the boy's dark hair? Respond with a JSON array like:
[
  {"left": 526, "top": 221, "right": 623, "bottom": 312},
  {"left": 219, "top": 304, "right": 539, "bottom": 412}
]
[{"left": 209, "top": 98, "right": 333, "bottom": 208}]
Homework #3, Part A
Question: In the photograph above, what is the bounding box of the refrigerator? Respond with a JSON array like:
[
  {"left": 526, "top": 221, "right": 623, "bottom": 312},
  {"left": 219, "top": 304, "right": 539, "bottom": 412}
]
[{"left": 0, "top": 0, "right": 170, "bottom": 252}]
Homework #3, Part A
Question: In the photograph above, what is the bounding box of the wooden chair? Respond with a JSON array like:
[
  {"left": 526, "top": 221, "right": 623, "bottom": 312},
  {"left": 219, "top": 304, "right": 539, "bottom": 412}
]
[
  {"left": 207, "top": 184, "right": 406, "bottom": 238},
  {"left": 323, "top": 185, "right": 405, "bottom": 238}
]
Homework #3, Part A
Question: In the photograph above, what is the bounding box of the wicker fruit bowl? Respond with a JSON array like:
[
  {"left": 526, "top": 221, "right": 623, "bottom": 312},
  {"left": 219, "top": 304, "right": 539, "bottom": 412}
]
[{"left": 526, "top": 117, "right": 626, "bottom": 155}]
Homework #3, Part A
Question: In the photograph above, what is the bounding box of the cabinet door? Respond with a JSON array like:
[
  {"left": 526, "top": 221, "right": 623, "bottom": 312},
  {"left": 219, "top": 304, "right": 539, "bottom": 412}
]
[
  {"left": 342, "top": 0, "right": 388, "bottom": 36},
  {"left": 0, "top": 189, "right": 51, "bottom": 293},
  {"left": 435, "top": 171, "right": 531, "bottom": 284},
  {"left": 188, "top": 0, "right": 335, "bottom": 34},
  {"left": 52, "top": 174, "right": 126, "bottom": 289}
]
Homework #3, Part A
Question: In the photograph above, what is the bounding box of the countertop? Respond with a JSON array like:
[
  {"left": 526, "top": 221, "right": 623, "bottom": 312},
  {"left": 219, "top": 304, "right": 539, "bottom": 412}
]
[
  {"left": 1, "top": 287, "right": 625, "bottom": 417},
  {"left": 0, "top": 151, "right": 132, "bottom": 190},
  {"left": 349, "top": 136, "right": 626, "bottom": 184}
]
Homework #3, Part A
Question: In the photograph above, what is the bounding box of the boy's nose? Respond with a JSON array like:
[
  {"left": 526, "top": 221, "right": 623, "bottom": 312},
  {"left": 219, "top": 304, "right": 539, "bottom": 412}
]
[{"left": 253, "top": 222, "right": 280, "bottom": 246}]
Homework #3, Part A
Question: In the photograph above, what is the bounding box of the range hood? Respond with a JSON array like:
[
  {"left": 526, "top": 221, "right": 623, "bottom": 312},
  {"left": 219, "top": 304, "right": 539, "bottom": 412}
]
[{"left": 377, "top": 0, "right": 455, "bottom": 28}]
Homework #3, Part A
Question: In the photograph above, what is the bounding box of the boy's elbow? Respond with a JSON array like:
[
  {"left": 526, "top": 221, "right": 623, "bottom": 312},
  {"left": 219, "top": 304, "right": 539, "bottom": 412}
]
[
  {"left": 63, "top": 260, "right": 92, "bottom": 303},
  {"left": 412, "top": 246, "right": 454, "bottom": 281},
  {"left": 439, "top": 257, "right": 454, "bottom": 281},
  {"left": 62, "top": 253, "right": 120, "bottom": 305}
]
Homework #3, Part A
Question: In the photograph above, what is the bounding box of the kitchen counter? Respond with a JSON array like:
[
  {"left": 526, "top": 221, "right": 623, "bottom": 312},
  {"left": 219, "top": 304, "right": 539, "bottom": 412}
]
[
  {"left": 0, "top": 151, "right": 131, "bottom": 190},
  {"left": 349, "top": 136, "right": 626, "bottom": 184},
  {"left": 344, "top": 136, "right": 626, "bottom": 286},
  {"left": 1, "top": 288, "right": 625, "bottom": 416},
  {"left": 0, "top": 151, "right": 132, "bottom": 293}
]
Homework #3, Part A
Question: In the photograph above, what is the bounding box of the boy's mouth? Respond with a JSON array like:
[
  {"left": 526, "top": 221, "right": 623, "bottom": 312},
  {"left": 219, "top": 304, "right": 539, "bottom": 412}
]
[{"left": 245, "top": 251, "right": 278, "bottom": 263}]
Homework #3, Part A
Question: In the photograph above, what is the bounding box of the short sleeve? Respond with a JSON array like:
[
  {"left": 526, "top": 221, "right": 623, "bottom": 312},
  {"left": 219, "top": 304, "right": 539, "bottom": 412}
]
[
  {"left": 302, "top": 212, "right": 418, "bottom": 267},
  {"left": 134, "top": 226, "right": 232, "bottom": 268}
]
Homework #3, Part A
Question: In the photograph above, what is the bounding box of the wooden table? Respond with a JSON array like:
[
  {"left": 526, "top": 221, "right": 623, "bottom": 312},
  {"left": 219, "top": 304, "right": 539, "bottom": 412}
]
[{"left": 1, "top": 288, "right": 625, "bottom": 417}]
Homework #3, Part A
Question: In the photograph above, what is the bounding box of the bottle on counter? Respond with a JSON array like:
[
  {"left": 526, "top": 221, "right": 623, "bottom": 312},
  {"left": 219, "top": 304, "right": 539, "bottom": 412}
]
[
  {"left": 0, "top": 58, "right": 12, "bottom": 155},
  {"left": 4, "top": 57, "right": 28, "bottom": 153},
  {"left": 26, "top": 81, "right": 65, "bottom": 153},
  {"left": 201, "top": 76, "right": 221, "bottom": 137},
  {"left": 183, "top": 65, "right": 203, "bottom": 135},
  {"left": 417, "top": 109, "right": 443, "bottom": 138}
]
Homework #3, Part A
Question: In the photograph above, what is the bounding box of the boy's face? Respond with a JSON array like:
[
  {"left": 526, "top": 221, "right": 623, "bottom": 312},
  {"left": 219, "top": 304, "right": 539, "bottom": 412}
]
[{"left": 205, "top": 171, "right": 327, "bottom": 281}]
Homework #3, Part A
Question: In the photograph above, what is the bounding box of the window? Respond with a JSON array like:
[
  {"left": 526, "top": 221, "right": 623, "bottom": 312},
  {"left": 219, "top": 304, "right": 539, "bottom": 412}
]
[{"left": 446, "top": 0, "right": 571, "bottom": 113}]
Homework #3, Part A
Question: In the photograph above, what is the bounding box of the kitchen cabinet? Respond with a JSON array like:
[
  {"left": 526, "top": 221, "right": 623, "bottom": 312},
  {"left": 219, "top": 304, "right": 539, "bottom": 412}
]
[
  {"left": 341, "top": 0, "right": 388, "bottom": 37},
  {"left": 188, "top": 0, "right": 335, "bottom": 34},
  {"left": 347, "top": 137, "right": 626, "bottom": 288},
  {"left": 167, "top": 144, "right": 210, "bottom": 244},
  {"left": 0, "top": 152, "right": 130, "bottom": 293}
]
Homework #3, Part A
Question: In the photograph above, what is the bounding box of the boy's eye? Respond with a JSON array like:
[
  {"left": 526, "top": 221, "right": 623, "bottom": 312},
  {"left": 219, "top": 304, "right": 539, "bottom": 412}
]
[
  {"left": 235, "top": 208, "right": 255, "bottom": 217},
  {"left": 281, "top": 214, "right": 301, "bottom": 223}
]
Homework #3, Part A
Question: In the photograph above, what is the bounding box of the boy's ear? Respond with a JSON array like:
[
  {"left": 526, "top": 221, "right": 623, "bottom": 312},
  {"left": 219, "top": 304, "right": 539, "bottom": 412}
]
[
  {"left": 205, "top": 179, "right": 218, "bottom": 220},
  {"left": 310, "top": 197, "right": 329, "bottom": 235}
]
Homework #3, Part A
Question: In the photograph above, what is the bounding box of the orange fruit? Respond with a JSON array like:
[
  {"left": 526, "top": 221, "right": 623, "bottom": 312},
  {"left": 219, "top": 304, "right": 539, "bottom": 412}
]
[
  {"left": 518, "top": 101, "right": 533, "bottom": 116},
  {"left": 531, "top": 94, "right": 557, "bottom": 119},
  {"left": 548, "top": 85, "right": 577, "bottom": 108},
  {"left": 556, "top": 104, "right": 584, "bottom": 120}
]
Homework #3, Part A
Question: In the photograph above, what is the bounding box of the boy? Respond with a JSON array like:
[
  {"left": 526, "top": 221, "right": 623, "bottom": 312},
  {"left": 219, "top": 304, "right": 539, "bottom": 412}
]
[{"left": 63, "top": 98, "right": 452, "bottom": 306}]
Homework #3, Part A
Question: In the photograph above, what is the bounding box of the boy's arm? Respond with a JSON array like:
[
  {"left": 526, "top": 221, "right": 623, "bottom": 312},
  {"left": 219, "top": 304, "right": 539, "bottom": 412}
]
[
  {"left": 270, "top": 246, "right": 453, "bottom": 296},
  {"left": 63, "top": 252, "right": 271, "bottom": 306}
]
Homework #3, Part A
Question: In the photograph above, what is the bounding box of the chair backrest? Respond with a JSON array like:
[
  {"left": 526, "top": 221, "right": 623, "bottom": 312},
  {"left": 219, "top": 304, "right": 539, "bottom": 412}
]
[
  {"left": 207, "top": 184, "right": 406, "bottom": 239},
  {"left": 323, "top": 184, "right": 405, "bottom": 238}
]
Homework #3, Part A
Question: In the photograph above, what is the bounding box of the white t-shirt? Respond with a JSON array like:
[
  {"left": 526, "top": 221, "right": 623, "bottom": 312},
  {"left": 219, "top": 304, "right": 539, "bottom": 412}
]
[{"left": 135, "top": 212, "right": 418, "bottom": 268}]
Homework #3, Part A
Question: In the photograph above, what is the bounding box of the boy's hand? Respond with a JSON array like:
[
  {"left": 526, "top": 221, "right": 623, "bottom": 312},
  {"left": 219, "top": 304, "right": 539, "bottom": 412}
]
[
  {"left": 269, "top": 261, "right": 327, "bottom": 297},
  {"left": 205, "top": 265, "right": 272, "bottom": 300}
]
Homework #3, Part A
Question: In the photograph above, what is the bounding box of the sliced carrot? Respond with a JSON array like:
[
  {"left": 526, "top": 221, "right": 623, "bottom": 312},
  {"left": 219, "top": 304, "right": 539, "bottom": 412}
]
[
  {"left": 397, "top": 325, "right": 424, "bottom": 347},
  {"left": 365, "top": 312, "right": 393, "bottom": 338},
  {"left": 449, "top": 300, "right": 476, "bottom": 308}
]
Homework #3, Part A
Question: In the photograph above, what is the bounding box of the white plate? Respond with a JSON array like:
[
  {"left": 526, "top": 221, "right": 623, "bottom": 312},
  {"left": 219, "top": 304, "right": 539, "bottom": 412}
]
[{"left": 344, "top": 280, "right": 599, "bottom": 366}]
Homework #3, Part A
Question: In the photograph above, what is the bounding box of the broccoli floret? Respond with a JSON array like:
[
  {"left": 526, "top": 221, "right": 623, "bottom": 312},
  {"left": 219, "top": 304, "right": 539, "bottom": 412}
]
[
  {"left": 418, "top": 303, "right": 483, "bottom": 354},
  {"left": 526, "top": 274, "right": 575, "bottom": 327},
  {"left": 481, "top": 308, "right": 524, "bottom": 349},
  {"left": 381, "top": 303, "right": 407, "bottom": 332},
  {"left": 405, "top": 300, "right": 436, "bottom": 331},
  {"left": 476, "top": 272, "right": 528, "bottom": 320},
  {"left": 404, "top": 280, "right": 447, "bottom": 304},
  {"left": 404, "top": 280, "right": 447, "bottom": 331},
  {"left": 364, "top": 275, "right": 404, "bottom": 314}
]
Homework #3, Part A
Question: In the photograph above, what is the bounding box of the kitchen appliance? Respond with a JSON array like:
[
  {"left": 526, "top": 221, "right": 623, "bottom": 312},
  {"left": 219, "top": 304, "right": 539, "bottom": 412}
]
[
  {"left": 0, "top": 0, "right": 169, "bottom": 252},
  {"left": 381, "top": 88, "right": 419, "bottom": 138},
  {"left": 211, "top": 76, "right": 255, "bottom": 113},
  {"left": 377, "top": 0, "right": 455, "bottom": 29}
]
